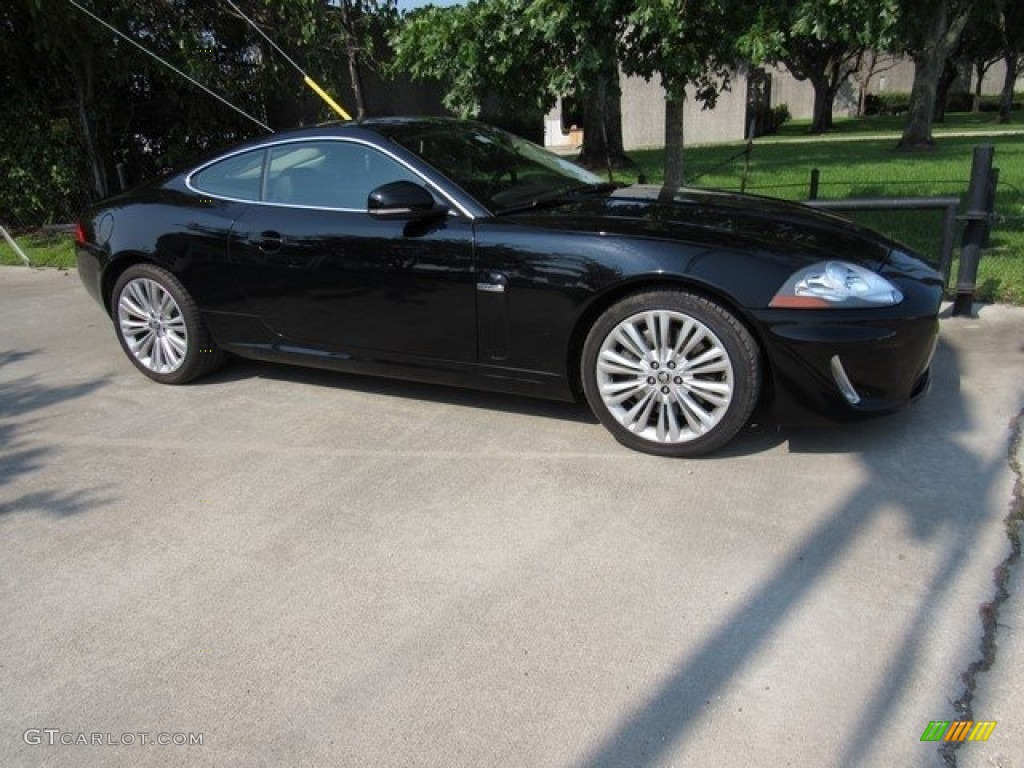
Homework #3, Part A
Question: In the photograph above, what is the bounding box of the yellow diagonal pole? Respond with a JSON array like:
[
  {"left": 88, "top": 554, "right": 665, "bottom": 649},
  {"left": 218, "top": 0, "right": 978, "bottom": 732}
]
[
  {"left": 304, "top": 75, "right": 352, "bottom": 121},
  {"left": 225, "top": 0, "right": 353, "bottom": 122}
]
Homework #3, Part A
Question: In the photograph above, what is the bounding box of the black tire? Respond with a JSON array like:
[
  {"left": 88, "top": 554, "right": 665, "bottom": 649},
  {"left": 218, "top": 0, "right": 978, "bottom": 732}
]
[
  {"left": 111, "top": 263, "right": 223, "bottom": 384},
  {"left": 581, "top": 290, "right": 761, "bottom": 457}
]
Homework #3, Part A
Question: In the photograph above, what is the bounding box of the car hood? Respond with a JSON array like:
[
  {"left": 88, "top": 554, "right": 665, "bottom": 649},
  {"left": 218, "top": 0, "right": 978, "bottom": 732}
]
[{"left": 507, "top": 185, "right": 894, "bottom": 269}]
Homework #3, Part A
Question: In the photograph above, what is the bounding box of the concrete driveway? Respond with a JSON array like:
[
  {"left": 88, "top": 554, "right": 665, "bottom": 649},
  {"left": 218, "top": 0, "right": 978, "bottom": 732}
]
[{"left": 1, "top": 265, "right": 1021, "bottom": 767}]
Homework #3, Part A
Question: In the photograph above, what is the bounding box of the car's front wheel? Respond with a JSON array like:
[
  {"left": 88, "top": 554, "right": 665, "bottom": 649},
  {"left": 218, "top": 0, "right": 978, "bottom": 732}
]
[
  {"left": 112, "top": 263, "right": 223, "bottom": 384},
  {"left": 582, "top": 290, "right": 761, "bottom": 457}
]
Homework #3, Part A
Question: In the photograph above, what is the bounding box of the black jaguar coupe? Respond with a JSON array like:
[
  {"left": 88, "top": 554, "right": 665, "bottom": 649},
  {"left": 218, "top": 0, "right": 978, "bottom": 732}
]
[{"left": 76, "top": 117, "right": 942, "bottom": 456}]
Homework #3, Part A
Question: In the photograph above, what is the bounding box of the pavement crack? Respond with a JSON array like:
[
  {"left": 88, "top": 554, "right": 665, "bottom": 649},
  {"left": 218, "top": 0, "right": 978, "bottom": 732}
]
[{"left": 939, "top": 406, "right": 1024, "bottom": 767}]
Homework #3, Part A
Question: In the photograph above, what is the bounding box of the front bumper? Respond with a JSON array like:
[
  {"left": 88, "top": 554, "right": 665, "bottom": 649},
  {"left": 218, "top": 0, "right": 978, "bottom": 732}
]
[{"left": 750, "top": 267, "right": 943, "bottom": 424}]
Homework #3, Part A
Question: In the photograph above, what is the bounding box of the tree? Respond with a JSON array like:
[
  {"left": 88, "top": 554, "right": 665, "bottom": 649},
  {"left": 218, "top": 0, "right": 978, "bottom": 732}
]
[
  {"left": 3, "top": 0, "right": 396, "bottom": 224},
  {"left": 526, "top": 0, "right": 635, "bottom": 171},
  {"left": 933, "top": 45, "right": 967, "bottom": 122},
  {"left": 852, "top": 50, "right": 899, "bottom": 116},
  {"left": 958, "top": 0, "right": 1004, "bottom": 113},
  {"left": 393, "top": 0, "right": 635, "bottom": 171},
  {"left": 391, "top": 0, "right": 559, "bottom": 118},
  {"left": 326, "top": 1, "right": 397, "bottom": 120},
  {"left": 739, "top": 0, "right": 898, "bottom": 134},
  {"left": 896, "top": 0, "right": 974, "bottom": 149},
  {"left": 996, "top": 0, "right": 1024, "bottom": 123},
  {"left": 619, "top": 0, "right": 742, "bottom": 186},
  {"left": 0, "top": 2, "right": 92, "bottom": 223}
]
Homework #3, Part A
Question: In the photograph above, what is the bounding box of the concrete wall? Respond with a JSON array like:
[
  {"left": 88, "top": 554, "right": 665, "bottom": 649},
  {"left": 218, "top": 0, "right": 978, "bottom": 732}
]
[
  {"left": 543, "top": 53, "right": 1024, "bottom": 153},
  {"left": 865, "top": 57, "right": 1022, "bottom": 96}
]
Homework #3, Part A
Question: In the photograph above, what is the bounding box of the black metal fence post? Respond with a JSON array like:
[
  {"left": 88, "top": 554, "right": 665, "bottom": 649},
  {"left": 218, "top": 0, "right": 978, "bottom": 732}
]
[
  {"left": 939, "top": 203, "right": 959, "bottom": 286},
  {"left": 804, "top": 196, "right": 962, "bottom": 287},
  {"left": 809, "top": 169, "right": 820, "bottom": 200},
  {"left": 983, "top": 167, "right": 998, "bottom": 248},
  {"left": 952, "top": 145, "right": 996, "bottom": 317}
]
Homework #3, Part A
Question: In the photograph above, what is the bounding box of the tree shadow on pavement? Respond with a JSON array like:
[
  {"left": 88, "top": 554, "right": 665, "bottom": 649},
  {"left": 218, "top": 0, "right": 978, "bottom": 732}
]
[
  {"left": 0, "top": 349, "right": 112, "bottom": 517},
  {"left": 573, "top": 337, "right": 1008, "bottom": 766}
]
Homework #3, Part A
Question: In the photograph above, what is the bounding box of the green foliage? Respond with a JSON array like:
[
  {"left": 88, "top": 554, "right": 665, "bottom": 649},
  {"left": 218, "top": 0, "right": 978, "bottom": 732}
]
[
  {"left": 740, "top": 0, "right": 899, "bottom": 69},
  {"left": 1, "top": 0, "right": 400, "bottom": 225},
  {"left": 390, "top": 0, "right": 558, "bottom": 117},
  {"left": 619, "top": 0, "right": 741, "bottom": 104},
  {"left": 0, "top": 108, "right": 90, "bottom": 226},
  {"left": 865, "top": 92, "right": 912, "bottom": 115},
  {"left": 894, "top": 0, "right": 974, "bottom": 55},
  {"left": 524, "top": 0, "right": 627, "bottom": 82}
]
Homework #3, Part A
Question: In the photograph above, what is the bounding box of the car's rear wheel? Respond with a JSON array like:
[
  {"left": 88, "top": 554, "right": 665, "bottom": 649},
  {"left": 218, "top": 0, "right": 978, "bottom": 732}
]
[
  {"left": 582, "top": 291, "right": 761, "bottom": 457},
  {"left": 112, "top": 263, "right": 223, "bottom": 384}
]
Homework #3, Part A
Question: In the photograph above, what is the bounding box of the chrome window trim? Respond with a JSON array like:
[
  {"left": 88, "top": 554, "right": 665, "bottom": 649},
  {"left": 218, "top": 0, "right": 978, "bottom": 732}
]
[{"left": 184, "top": 136, "right": 475, "bottom": 219}]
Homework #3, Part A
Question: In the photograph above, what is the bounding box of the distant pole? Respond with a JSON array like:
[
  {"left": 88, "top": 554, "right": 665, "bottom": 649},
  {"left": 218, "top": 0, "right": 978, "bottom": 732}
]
[
  {"left": 809, "top": 168, "right": 820, "bottom": 200},
  {"left": 740, "top": 141, "right": 752, "bottom": 194},
  {"left": 952, "top": 145, "right": 995, "bottom": 317}
]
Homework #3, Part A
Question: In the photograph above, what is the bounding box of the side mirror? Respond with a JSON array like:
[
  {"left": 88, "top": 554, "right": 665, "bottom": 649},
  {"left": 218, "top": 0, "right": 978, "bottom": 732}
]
[{"left": 368, "top": 181, "right": 448, "bottom": 220}]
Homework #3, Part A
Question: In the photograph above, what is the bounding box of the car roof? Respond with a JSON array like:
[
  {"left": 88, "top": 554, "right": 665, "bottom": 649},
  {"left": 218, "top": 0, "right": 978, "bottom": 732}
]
[
  {"left": 254, "top": 116, "right": 474, "bottom": 141},
  {"left": 183, "top": 116, "right": 478, "bottom": 168}
]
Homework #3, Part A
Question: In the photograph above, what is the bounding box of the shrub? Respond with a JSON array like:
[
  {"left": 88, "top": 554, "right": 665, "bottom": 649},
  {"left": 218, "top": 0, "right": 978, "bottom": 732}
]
[
  {"left": 771, "top": 103, "right": 791, "bottom": 129},
  {"left": 864, "top": 92, "right": 910, "bottom": 116}
]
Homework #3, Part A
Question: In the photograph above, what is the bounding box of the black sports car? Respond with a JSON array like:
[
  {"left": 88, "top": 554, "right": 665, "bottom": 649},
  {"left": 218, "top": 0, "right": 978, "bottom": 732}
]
[{"left": 75, "top": 117, "right": 942, "bottom": 456}]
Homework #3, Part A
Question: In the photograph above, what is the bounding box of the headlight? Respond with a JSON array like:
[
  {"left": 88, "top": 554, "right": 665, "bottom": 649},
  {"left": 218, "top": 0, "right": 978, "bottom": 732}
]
[{"left": 769, "top": 261, "right": 903, "bottom": 309}]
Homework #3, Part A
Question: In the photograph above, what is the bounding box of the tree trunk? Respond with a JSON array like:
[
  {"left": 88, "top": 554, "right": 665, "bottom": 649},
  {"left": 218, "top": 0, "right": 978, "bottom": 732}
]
[
  {"left": 74, "top": 63, "right": 107, "bottom": 199},
  {"left": 339, "top": 2, "right": 366, "bottom": 120},
  {"left": 901, "top": 52, "right": 942, "bottom": 148},
  {"left": 972, "top": 60, "right": 985, "bottom": 112},
  {"left": 808, "top": 76, "right": 836, "bottom": 133},
  {"left": 997, "top": 52, "right": 1019, "bottom": 123},
  {"left": 933, "top": 58, "right": 959, "bottom": 123},
  {"left": 663, "top": 88, "right": 685, "bottom": 188},
  {"left": 345, "top": 39, "right": 366, "bottom": 119},
  {"left": 578, "top": 57, "right": 633, "bottom": 173},
  {"left": 898, "top": 0, "right": 971, "bottom": 150}
]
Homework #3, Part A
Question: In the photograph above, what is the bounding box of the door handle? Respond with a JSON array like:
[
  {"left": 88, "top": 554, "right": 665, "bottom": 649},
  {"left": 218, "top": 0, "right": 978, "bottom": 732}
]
[
  {"left": 250, "top": 231, "right": 283, "bottom": 253},
  {"left": 476, "top": 271, "right": 508, "bottom": 293}
]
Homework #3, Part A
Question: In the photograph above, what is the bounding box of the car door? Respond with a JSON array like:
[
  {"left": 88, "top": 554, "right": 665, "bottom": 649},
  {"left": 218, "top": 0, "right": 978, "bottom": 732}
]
[{"left": 228, "top": 139, "right": 477, "bottom": 363}]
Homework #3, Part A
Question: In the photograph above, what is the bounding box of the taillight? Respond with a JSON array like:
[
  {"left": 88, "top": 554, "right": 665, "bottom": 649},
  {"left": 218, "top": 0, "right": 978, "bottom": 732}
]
[{"left": 74, "top": 221, "right": 87, "bottom": 245}]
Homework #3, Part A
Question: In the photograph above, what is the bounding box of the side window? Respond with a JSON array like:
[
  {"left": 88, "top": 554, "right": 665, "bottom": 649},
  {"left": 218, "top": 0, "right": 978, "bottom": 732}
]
[
  {"left": 265, "top": 141, "right": 422, "bottom": 209},
  {"left": 191, "top": 150, "right": 265, "bottom": 202}
]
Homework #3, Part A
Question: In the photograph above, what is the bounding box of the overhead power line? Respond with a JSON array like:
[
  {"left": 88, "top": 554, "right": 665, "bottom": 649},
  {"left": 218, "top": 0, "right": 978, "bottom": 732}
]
[
  {"left": 65, "top": 0, "right": 273, "bottom": 133},
  {"left": 223, "top": 0, "right": 353, "bottom": 121}
]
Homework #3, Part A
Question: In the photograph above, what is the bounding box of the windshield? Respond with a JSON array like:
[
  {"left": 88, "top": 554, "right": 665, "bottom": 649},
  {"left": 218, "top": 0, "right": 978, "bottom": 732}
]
[{"left": 380, "top": 121, "right": 603, "bottom": 213}]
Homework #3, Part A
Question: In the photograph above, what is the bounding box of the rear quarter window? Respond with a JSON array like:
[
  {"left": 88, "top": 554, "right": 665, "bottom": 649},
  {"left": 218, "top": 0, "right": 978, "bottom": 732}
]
[{"left": 190, "top": 150, "right": 265, "bottom": 201}]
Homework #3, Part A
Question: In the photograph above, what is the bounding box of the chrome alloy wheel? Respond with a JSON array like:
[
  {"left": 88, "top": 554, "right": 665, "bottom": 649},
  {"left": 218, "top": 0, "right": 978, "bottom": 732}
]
[
  {"left": 595, "top": 310, "right": 735, "bottom": 444},
  {"left": 117, "top": 277, "right": 189, "bottom": 375}
]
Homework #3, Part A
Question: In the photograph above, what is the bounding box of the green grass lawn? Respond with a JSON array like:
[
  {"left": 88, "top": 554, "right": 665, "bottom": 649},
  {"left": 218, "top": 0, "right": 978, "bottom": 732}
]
[
  {"left": 0, "top": 230, "right": 76, "bottom": 268},
  {"left": 4, "top": 115, "right": 1023, "bottom": 304},
  {"left": 775, "top": 111, "right": 1024, "bottom": 139}
]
